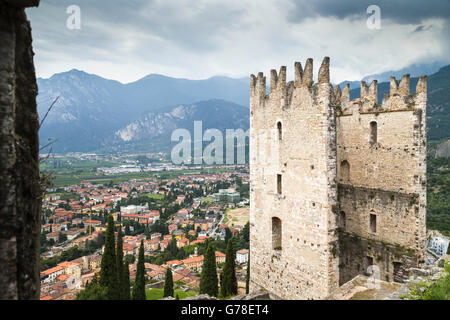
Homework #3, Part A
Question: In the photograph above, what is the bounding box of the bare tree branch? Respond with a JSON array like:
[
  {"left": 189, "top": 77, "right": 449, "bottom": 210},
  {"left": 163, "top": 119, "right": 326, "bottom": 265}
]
[
  {"left": 39, "top": 96, "right": 59, "bottom": 129},
  {"left": 39, "top": 146, "right": 53, "bottom": 163},
  {"left": 39, "top": 138, "right": 59, "bottom": 152}
]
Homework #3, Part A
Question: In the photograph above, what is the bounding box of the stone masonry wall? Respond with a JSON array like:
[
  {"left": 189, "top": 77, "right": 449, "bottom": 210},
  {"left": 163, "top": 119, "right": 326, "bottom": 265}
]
[
  {"left": 0, "top": 0, "right": 41, "bottom": 299},
  {"left": 337, "top": 185, "right": 422, "bottom": 284},
  {"left": 336, "top": 74, "right": 427, "bottom": 272},
  {"left": 249, "top": 57, "right": 427, "bottom": 299},
  {"left": 249, "top": 57, "right": 339, "bottom": 300},
  {"left": 338, "top": 232, "right": 418, "bottom": 285}
]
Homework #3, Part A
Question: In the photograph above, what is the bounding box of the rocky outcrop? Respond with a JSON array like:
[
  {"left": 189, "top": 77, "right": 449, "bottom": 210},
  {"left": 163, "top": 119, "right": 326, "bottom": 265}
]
[
  {"left": 160, "top": 290, "right": 270, "bottom": 300},
  {"left": 431, "top": 139, "right": 450, "bottom": 158},
  {"left": 229, "top": 290, "right": 270, "bottom": 300},
  {"left": 0, "top": 0, "right": 41, "bottom": 299}
]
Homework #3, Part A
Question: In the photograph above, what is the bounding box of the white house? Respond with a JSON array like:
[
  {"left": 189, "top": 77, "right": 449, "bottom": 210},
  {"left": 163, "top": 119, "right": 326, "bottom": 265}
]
[
  {"left": 236, "top": 249, "right": 249, "bottom": 264},
  {"left": 40, "top": 266, "right": 64, "bottom": 284}
]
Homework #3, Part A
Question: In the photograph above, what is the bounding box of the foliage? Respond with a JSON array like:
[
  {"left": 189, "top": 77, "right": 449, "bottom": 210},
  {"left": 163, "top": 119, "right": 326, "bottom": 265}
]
[
  {"left": 199, "top": 242, "right": 218, "bottom": 297},
  {"left": 123, "top": 261, "right": 131, "bottom": 300},
  {"left": 163, "top": 268, "right": 174, "bottom": 298},
  {"left": 220, "top": 239, "right": 238, "bottom": 298},
  {"left": 408, "top": 262, "right": 450, "bottom": 300},
  {"left": 132, "top": 240, "right": 146, "bottom": 300},
  {"left": 116, "top": 228, "right": 128, "bottom": 299},
  {"left": 76, "top": 275, "right": 108, "bottom": 300},
  {"left": 224, "top": 227, "right": 232, "bottom": 245},
  {"left": 99, "top": 215, "right": 119, "bottom": 299},
  {"left": 145, "top": 288, "right": 196, "bottom": 300},
  {"left": 40, "top": 244, "right": 101, "bottom": 270},
  {"left": 427, "top": 155, "right": 450, "bottom": 236}
]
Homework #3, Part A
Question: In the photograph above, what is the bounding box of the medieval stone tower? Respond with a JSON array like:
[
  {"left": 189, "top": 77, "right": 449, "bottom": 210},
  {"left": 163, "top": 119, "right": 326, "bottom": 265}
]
[{"left": 249, "top": 57, "right": 427, "bottom": 300}]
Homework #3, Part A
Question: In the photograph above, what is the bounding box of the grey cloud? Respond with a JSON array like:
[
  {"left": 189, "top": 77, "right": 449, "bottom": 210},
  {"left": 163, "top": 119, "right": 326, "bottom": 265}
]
[
  {"left": 29, "top": 0, "right": 247, "bottom": 53},
  {"left": 26, "top": 0, "right": 450, "bottom": 83},
  {"left": 287, "top": 0, "right": 450, "bottom": 24}
]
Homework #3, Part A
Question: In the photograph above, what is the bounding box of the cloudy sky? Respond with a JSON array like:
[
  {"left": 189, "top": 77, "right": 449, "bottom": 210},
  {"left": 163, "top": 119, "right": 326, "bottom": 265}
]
[{"left": 27, "top": 0, "right": 450, "bottom": 84}]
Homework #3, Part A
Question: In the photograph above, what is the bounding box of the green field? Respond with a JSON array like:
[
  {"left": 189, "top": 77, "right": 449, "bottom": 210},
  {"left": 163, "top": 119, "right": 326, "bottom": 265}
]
[
  {"left": 143, "top": 193, "right": 165, "bottom": 200},
  {"left": 41, "top": 156, "right": 239, "bottom": 187},
  {"left": 201, "top": 197, "right": 215, "bottom": 203},
  {"left": 145, "top": 288, "right": 197, "bottom": 300}
]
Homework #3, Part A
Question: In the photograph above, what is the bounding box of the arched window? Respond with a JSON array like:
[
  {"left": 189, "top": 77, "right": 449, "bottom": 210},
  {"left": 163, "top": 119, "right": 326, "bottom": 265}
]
[
  {"left": 339, "top": 211, "right": 346, "bottom": 231},
  {"left": 370, "top": 121, "right": 377, "bottom": 144},
  {"left": 272, "top": 217, "right": 282, "bottom": 250},
  {"left": 277, "top": 121, "right": 282, "bottom": 140},
  {"left": 340, "top": 160, "right": 350, "bottom": 183}
]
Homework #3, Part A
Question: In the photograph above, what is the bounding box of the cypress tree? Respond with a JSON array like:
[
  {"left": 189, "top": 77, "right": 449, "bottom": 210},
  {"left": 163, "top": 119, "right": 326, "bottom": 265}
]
[
  {"left": 220, "top": 238, "right": 237, "bottom": 298},
  {"left": 123, "top": 261, "right": 131, "bottom": 300},
  {"left": 219, "top": 271, "right": 224, "bottom": 293},
  {"left": 132, "top": 240, "right": 146, "bottom": 300},
  {"left": 224, "top": 227, "right": 232, "bottom": 245},
  {"left": 199, "top": 242, "right": 218, "bottom": 297},
  {"left": 100, "top": 214, "right": 119, "bottom": 300},
  {"left": 163, "top": 268, "right": 174, "bottom": 297},
  {"left": 116, "top": 227, "right": 125, "bottom": 299},
  {"left": 167, "top": 236, "right": 178, "bottom": 259}
]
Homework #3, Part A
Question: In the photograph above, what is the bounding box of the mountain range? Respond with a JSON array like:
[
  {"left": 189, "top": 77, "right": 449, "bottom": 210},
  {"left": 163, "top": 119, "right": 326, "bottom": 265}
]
[
  {"left": 37, "top": 70, "right": 249, "bottom": 153},
  {"left": 37, "top": 63, "right": 450, "bottom": 154}
]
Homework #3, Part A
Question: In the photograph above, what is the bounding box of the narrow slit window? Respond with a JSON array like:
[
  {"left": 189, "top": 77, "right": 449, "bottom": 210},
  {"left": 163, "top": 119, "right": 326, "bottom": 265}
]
[
  {"left": 277, "top": 174, "right": 282, "bottom": 195},
  {"left": 370, "top": 213, "right": 377, "bottom": 233},
  {"left": 339, "top": 211, "right": 346, "bottom": 231},
  {"left": 370, "top": 121, "right": 377, "bottom": 144},
  {"left": 272, "top": 217, "right": 282, "bottom": 250},
  {"left": 277, "top": 121, "right": 282, "bottom": 140}
]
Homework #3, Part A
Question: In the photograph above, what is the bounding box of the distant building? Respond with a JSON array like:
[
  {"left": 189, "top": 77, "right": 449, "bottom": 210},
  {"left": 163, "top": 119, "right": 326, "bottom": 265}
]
[
  {"left": 214, "top": 189, "right": 240, "bottom": 202},
  {"left": 120, "top": 203, "right": 149, "bottom": 214},
  {"left": 236, "top": 249, "right": 249, "bottom": 264}
]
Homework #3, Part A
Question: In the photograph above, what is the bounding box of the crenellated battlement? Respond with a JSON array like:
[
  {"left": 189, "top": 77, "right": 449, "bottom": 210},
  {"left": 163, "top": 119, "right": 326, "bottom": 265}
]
[
  {"left": 250, "top": 57, "right": 332, "bottom": 113},
  {"left": 250, "top": 58, "right": 428, "bottom": 117},
  {"left": 338, "top": 73, "right": 427, "bottom": 116}
]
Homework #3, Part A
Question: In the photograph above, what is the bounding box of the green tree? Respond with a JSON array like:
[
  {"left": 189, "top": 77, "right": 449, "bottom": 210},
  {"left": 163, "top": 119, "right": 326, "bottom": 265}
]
[
  {"left": 224, "top": 227, "right": 232, "bottom": 245},
  {"left": 76, "top": 274, "right": 107, "bottom": 300},
  {"left": 163, "top": 268, "right": 174, "bottom": 298},
  {"left": 199, "top": 242, "right": 218, "bottom": 297},
  {"left": 58, "top": 233, "right": 67, "bottom": 243},
  {"left": 99, "top": 214, "right": 119, "bottom": 299},
  {"left": 167, "top": 236, "right": 178, "bottom": 258},
  {"left": 132, "top": 240, "right": 146, "bottom": 300},
  {"left": 241, "top": 222, "right": 250, "bottom": 243},
  {"left": 124, "top": 254, "right": 135, "bottom": 265},
  {"left": 116, "top": 227, "right": 127, "bottom": 299},
  {"left": 220, "top": 238, "right": 238, "bottom": 298},
  {"left": 123, "top": 261, "right": 131, "bottom": 300}
]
